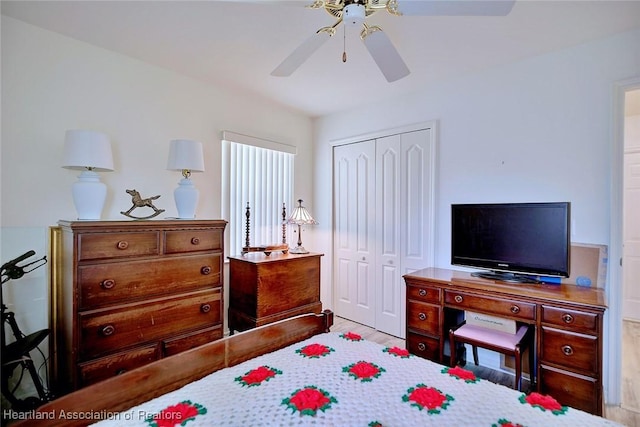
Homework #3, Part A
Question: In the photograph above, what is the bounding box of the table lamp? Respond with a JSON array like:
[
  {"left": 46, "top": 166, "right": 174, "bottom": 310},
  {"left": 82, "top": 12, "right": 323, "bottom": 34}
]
[
  {"left": 62, "top": 129, "right": 114, "bottom": 220},
  {"left": 287, "top": 199, "right": 318, "bottom": 254},
  {"left": 167, "top": 139, "right": 205, "bottom": 219}
]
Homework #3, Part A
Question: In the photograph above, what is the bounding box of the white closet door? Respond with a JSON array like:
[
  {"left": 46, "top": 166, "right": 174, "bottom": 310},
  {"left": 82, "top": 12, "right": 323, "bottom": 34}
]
[
  {"left": 375, "top": 129, "right": 433, "bottom": 338},
  {"left": 333, "top": 140, "right": 377, "bottom": 326}
]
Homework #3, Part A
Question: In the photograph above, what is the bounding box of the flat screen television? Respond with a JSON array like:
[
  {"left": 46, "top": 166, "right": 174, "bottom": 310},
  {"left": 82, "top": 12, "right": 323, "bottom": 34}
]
[{"left": 451, "top": 202, "right": 570, "bottom": 283}]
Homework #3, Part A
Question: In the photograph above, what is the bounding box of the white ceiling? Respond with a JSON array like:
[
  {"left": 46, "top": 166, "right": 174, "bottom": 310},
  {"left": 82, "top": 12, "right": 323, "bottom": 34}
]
[{"left": 2, "top": 0, "right": 640, "bottom": 118}]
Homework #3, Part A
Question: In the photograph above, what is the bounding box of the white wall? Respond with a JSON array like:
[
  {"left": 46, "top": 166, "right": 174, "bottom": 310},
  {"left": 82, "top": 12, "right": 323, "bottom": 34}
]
[
  {"left": 312, "top": 28, "right": 640, "bottom": 404},
  {"left": 1, "top": 15, "right": 314, "bottom": 399}
]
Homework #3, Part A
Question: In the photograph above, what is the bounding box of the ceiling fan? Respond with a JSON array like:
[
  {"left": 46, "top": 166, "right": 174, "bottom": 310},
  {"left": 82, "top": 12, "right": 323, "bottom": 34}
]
[{"left": 271, "top": 0, "right": 516, "bottom": 82}]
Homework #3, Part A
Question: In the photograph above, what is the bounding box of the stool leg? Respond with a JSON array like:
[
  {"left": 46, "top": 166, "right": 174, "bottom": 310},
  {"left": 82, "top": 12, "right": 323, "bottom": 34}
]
[
  {"left": 515, "top": 347, "right": 522, "bottom": 391},
  {"left": 449, "top": 330, "right": 456, "bottom": 367},
  {"left": 528, "top": 336, "right": 535, "bottom": 390}
]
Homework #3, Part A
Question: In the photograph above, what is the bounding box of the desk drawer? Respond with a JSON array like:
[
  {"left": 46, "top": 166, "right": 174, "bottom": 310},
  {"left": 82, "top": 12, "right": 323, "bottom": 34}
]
[
  {"left": 407, "top": 301, "right": 440, "bottom": 335},
  {"left": 540, "top": 326, "right": 598, "bottom": 375},
  {"left": 406, "top": 332, "right": 440, "bottom": 362},
  {"left": 165, "top": 229, "right": 223, "bottom": 254},
  {"left": 78, "top": 254, "right": 221, "bottom": 309},
  {"left": 539, "top": 365, "right": 599, "bottom": 415},
  {"left": 542, "top": 305, "right": 598, "bottom": 333},
  {"left": 78, "top": 232, "right": 160, "bottom": 261},
  {"left": 444, "top": 290, "right": 535, "bottom": 321},
  {"left": 79, "top": 288, "right": 221, "bottom": 359},
  {"left": 407, "top": 285, "right": 441, "bottom": 304}
]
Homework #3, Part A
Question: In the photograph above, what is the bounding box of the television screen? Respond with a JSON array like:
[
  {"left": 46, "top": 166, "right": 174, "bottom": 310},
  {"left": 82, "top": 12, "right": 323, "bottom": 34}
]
[{"left": 451, "top": 202, "right": 570, "bottom": 283}]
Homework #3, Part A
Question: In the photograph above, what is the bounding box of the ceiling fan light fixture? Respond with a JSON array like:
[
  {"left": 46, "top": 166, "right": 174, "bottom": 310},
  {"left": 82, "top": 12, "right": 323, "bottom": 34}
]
[{"left": 343, "top": 3, "right": 365, "bottom": 26}]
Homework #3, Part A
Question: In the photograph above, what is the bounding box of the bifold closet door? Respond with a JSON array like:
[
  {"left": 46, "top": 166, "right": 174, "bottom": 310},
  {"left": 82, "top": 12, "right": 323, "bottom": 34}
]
[
  {"left": 376, "top": 130, "right": 433, "bottom": 338},
  {"left": 333, "top": 140, "right": 376, "bottom": 327}
]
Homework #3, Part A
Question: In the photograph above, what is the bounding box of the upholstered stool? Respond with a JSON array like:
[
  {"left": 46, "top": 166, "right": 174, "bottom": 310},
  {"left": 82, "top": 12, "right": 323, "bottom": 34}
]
[{"left": 449, "top": 323, "right": 533, "bottom": 391}]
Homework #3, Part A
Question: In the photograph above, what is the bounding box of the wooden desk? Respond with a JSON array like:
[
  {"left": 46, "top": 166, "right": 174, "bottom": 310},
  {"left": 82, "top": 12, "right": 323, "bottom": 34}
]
[
  {"left": 403, "top": 267, "right": 607, "bottom": 416},
  {"left": 228, "top": 252, "right": 323, "bottom": 333}
]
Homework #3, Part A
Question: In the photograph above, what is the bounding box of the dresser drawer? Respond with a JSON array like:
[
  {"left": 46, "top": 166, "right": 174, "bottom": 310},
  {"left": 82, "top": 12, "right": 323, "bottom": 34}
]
[
  {"left": 542, "top": 305, "right": 598, "bottom": 332},
  {"left": 165, "top": 229, "right": 223, "bottom": 254},
  {"left": 78, "top": 231, "right": 159, "bottom": 261},
  {"left": 407, "top": 301, "right": 440, "bottom": 336},
  {"left": 163, "top": 325, "right": 223, "bottom": 357},
  {"left": 79, "top": 288, "right": 222, "bottom": 359},
  {"left": 78, "top": 344, "right": 160, "bottom": 387},
  {"left": 407, "top": 284, "right": 441, "bottom": 304},
  {"left": 540, "top": 326, "right": 598, "bottom": 375},
  {"left": 444, "top": 290, "right": 535, "bottom": 321},
  {"left": 78, "top": 254, "right": 222, "bottom": 309}
]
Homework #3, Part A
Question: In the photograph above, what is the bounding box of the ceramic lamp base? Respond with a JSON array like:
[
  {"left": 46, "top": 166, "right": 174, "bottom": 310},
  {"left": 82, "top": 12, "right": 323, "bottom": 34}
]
[
  {"left": 72, "top": 170, "right": 107, "bottom": 220},
  {"left": 174, "top": 177, "right": 199, "bottom": 219}
]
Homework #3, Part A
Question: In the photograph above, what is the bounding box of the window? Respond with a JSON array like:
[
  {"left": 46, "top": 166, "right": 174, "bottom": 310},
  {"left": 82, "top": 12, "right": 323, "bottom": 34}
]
[{"left": 221, "top": 131, "right": 295, "bottom": 257}]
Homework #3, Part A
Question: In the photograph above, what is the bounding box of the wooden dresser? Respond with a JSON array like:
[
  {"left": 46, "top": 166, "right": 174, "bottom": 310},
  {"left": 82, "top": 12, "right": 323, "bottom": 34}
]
[
  {"left": 55, "top": 219, "right": 226, "bottom": 393},
  {"left": 404, "top": 268, "right": 607, "bottom": 416},
  {"left": 228, "top": 252, "right": 323, "bottom": 333}
]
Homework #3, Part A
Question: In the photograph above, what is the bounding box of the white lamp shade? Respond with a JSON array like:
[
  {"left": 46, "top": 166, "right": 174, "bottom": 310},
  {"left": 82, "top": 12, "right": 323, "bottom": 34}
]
[
  {"left": 167, "top": 139, "right": 205, "bottom": 172},
  {"left": 62, "top": 129, "right": 114, "bottom": 171}
]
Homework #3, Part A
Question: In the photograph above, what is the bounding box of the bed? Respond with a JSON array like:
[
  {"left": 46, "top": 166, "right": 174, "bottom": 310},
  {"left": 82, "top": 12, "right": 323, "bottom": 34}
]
[{"left": 13, "top": 310, "right": 620, "bottom": 426}]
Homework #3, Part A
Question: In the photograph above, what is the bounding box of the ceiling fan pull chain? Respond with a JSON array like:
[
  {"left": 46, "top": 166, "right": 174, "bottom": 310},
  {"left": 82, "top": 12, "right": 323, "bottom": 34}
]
[{"left": 342, "top": 25, "right": 347, "bottom": 63}]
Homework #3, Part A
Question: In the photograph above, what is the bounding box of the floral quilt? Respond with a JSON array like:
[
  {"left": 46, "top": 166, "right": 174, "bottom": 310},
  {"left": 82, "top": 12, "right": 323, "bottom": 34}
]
[{"left": 92, "top": 332, "right": 621, "bottom": 427}]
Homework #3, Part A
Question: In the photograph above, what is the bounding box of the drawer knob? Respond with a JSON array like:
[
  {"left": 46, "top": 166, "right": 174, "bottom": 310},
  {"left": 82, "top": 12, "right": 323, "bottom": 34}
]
[
  {"left": 454, "top": 295, "right": 463, "bottom": 303},
  {"left": 201, "top": 266, "right": 212, "bottom": 275},
  {"left": 116, "top": 241, "right": 129, "bottom": 250},
  {"left": 562, "top": 313, "right": 574, "bottom": 324},
  {"left": 417, "top": 342, "right": 426, "bottom": 351},
  {"left": 418, "top": 289, "right": 427, "bottom": 297},
  {"left": 510, "top": 305, "right": 520, "bottom": 314},
  {"left": 191, "top": 237, "right": 200, "bottom": 245},
  {"left": 201, "top": 303, "right": 211, "bottom": 313},
  {"left": 561, "top": 345, "right": 574, "bottom": 356},
  {"left": 100, "top": 324, "right": 116, "bottom": 337},
  {"left": 100, "top": 279, "right": 116, "bottom": 290},
  {"left": 418, "top": 313, "right": 427, "bottom": 321}
]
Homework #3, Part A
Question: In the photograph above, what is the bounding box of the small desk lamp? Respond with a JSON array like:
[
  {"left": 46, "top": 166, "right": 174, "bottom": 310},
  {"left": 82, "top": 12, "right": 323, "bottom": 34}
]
[
  {"left": 167, "top": 139, "right": 205, "bottom": 219},
  {"left": 287, "top": 199, "right": 318, "bottom": 254},
  {"left": 62, "top": 129, "right": 114, "bottom": 220}
]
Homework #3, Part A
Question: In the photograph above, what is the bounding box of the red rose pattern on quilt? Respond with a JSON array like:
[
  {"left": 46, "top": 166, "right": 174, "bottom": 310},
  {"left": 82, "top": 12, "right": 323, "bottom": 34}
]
[{"left": 93, "top": 332, "right": 621, "bottom": 427}]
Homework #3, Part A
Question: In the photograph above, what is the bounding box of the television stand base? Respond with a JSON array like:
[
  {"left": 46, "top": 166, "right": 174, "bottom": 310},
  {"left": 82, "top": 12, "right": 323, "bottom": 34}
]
[{"left": 470, "top": 271, "right": 541, "bottom": 284}]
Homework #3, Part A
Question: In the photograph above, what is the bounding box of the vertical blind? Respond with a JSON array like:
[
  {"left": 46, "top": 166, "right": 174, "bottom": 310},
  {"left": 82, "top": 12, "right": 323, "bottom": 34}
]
[{"left": 222, "top": 132, "right": 295, "bottom": 256}]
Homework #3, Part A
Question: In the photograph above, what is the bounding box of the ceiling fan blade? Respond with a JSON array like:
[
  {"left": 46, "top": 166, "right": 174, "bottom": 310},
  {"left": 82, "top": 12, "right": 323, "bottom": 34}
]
[
  {"left": 398, "top": 0, "right": 516, "bottom": 16},
  {"left": 271, "top": 30, "right": 332, "bottom": 77},
  {"left": 362, "top": 28, "right": 410, "bottom": 83}
]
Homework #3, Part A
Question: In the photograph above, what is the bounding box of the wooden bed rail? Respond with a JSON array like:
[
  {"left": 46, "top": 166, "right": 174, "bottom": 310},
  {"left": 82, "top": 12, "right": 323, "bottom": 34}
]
[{"left": 11, "top": 310, "right": 334, "bottom": 427}]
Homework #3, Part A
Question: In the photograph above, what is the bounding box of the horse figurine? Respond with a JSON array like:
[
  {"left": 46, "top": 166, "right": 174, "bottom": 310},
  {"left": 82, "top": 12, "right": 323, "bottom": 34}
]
[{"left": 121, "top": 189, "right": 165, "bottom": 219}]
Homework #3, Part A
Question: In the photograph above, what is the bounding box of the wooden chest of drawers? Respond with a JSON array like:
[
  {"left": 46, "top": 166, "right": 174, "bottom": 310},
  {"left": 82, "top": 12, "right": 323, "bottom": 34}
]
[{"left": 54, "top": 219, "right": 226, "bottom": 393}]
